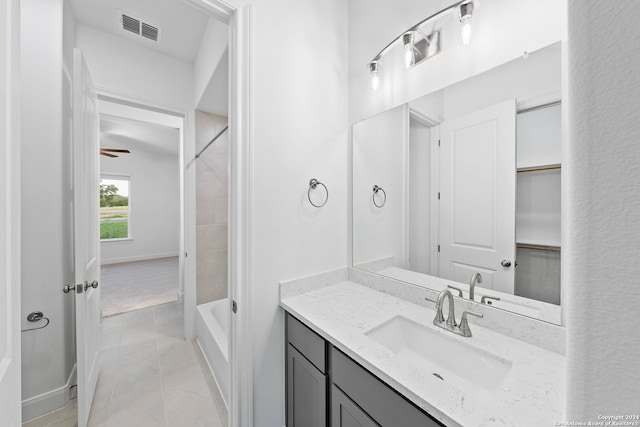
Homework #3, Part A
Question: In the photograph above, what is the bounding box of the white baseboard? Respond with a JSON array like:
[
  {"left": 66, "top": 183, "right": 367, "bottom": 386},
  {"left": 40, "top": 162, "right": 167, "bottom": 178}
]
[
  {"left": 22, "top": 363, "right": 77, "bottom": 422},
  {"left": 100, "top": 251, "right": 179, "bottom": 265}
]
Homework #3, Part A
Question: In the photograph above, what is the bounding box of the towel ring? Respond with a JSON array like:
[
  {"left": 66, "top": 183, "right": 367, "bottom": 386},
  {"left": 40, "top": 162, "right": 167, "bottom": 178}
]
[
  {"left": 308, "top": 178, "right": 328, "bottom": 208},
  {"left": 21, "top": 311, "right": 50, "bottom": 332},
  {"left": 372, "top": 185, "right": 387, "bottom": 208}
]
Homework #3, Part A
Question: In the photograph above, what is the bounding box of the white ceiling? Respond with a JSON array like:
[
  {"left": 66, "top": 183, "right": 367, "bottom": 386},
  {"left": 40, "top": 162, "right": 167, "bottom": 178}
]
[
  {"left": 100, "top": 115, "right": 180, "bottom": 157},
  {"left": 68, "top": 0, "right": 209, "bottom": 63}
]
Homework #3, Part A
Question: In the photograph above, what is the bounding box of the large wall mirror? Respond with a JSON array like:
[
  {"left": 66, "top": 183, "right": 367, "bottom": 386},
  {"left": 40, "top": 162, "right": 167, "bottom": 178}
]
[{"left": 353, "top": 42, "right": 562, "bottom": 325}]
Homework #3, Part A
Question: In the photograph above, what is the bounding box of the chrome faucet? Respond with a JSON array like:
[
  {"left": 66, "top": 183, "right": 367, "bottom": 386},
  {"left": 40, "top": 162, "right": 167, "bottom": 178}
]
[
  {"left": 429, "top": 289, "right": 484, "bottom": 337},
  {"left": 469, "top": 272, "right": 483, "bottom": 301},
  {"left": 434, "top": 289, "right": 457, "bottom": 329}
]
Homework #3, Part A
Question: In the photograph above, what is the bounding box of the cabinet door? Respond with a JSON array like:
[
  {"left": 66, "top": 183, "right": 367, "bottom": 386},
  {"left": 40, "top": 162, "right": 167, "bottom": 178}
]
[
  {"left": 332, "top": 385, "right": 380, "bottom": 427},
  {"left": 287, "top": 343, "right": 327, "bottom": 427}
]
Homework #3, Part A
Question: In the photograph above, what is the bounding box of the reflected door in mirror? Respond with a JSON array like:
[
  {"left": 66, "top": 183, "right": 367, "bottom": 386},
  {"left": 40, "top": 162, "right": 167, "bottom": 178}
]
[{"left": 439, "top": 99, "right": 516, "bottom": 294}]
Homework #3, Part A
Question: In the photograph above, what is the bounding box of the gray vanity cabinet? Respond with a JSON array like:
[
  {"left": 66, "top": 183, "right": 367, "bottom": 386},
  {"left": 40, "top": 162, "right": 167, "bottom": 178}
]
[
  {"left": 286, "top": 314, "right": 328, "bottom": 427},
  {"left": 286, "top": 313, "right": 443, "bottom": 427},
  {"left": 286, "top": 312, "right": 445, "bottom": 427}
]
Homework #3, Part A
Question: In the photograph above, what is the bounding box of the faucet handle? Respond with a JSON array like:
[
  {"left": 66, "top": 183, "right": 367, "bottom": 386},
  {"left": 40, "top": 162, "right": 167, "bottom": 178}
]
[
  {"left": 480, "top": 295, "right": 501, "bottom": 305},
  {"left": 459, "top": 311, "right": 484, "bottom": 337}
]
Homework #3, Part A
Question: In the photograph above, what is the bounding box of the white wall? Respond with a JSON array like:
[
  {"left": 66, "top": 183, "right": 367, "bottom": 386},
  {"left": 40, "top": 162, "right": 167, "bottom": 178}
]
[
  {"left": 225, "top": 1, "right": 349, "bottom": 425},
  {"left": 349, "top": 0, "right": 565, "bottom": 123},
  {"left": 353, "top": 105, "right": 407, "bottom": 268},
  {"left": 442, "top": 43, "right": 561, "bottom": 118},
  {"left": 20, "top": 0, "right": 76, "bottom": 420},
  {"left": 194, "top": 17, "right": 228, "bottom": 108},
  {"left": 565, "top": 0, "right": 640, "bottom": 419},
  {"left": 75, "top": 23, "right": 194, "bottom": 111},
  {"left": 100, "top": 146, "right": 180, "bottom": 264}
]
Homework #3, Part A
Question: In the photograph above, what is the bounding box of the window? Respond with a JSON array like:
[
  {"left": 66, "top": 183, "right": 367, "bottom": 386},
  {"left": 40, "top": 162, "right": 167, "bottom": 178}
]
[{"left": 100, "top": 176, "right": 130, "bottom": 240}]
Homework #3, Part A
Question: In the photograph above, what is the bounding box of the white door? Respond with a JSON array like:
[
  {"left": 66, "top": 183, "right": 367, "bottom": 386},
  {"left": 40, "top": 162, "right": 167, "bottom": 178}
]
[
  {"left": 73, "top": 48, "right": 101, "bottom": 427},
  {"left": 439, "top": 100, "right": 516, "bottom": 294},
  {"left": 0, "top": 0, "right": 22, "bottom": 423}
]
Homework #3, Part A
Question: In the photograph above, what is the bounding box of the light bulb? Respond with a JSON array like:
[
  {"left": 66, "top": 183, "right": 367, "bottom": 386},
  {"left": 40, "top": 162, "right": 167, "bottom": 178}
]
[
  {"left": 402, "top": 32, "right": 415, "bottom": 69},
  {"left": 404, "top": 45, "right": 416, "bottom": 68},
  {"left": 460, "top": 19, "right": 472, "bottom": 45},
  {"left": 369, "top": 61, "right": 380, "bottom": 91},
  {"left": 458, "top": 1, "right": 474, "bottom": 46}
]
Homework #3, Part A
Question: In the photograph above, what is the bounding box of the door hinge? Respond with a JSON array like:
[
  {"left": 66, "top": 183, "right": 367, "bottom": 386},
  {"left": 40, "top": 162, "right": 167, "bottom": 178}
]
[
  {"left": 232, "top": 300, "right": 238, "bottom": 313},
  {"left": 185, "top": 252, "right": 188, "bottom": 258},
  {"left": 437, "top": 245, "right": 441, "bottom": 253},
  {"left": 438, "top": 192, "right": 440, "bottom": 200},
  {"left": 438, "top": 139, "right": 441, "bottom": 147}
]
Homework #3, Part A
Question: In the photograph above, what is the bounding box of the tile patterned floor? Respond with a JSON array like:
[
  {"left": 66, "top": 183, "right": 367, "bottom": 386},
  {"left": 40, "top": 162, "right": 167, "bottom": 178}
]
[
  {"left": 23, "top": 302, "right": 227, "bottom": 427},
  {"left": 22, "top": 389, "right": 78, "bottom": 427},
  {"left": 100, "top": 257, "right": 179, "bottom": 317}
]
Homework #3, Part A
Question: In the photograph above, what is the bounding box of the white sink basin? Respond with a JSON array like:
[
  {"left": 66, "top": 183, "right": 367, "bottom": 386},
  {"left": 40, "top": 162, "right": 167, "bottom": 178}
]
[{"left": 365, "top": 316, "right": 512, "bottom": 391}]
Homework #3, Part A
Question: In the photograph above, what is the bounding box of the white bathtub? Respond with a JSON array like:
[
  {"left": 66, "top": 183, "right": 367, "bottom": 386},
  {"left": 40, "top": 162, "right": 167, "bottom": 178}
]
[{"left": 196, "top": 298, "right": 229, "bottom": 407}]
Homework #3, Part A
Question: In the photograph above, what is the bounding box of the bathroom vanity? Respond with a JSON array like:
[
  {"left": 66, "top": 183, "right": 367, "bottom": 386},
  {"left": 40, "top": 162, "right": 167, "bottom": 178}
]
[
  {"left": 286, "top": 313, "right": 442, "bottom": 427},
  {"left": 280, "top": 275, "right": 564, "bottom": 427}
]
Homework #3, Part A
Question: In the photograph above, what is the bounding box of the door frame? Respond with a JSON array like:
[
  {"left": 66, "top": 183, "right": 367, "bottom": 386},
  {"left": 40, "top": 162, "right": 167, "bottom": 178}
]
[
  {"left": 6, "top": 0, "right": 253, "bottom": 424},
  {"left": 95, "top": 1, "right": 255, "bottom": 425},
  {"left": 0, "top": 0, "right": 22, "bottom": 424},
  {"left": 407, "top": 109, "right": 441, "bottom": 276},
  {"left": 181, "top": 2, "right": 254, "bottom": 425}
]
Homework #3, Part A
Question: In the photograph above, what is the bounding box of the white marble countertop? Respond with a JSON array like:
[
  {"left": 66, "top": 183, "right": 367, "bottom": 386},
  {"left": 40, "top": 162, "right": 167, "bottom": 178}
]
[{"left": 280, "top": 280, "right": 565, "bottom": 427}]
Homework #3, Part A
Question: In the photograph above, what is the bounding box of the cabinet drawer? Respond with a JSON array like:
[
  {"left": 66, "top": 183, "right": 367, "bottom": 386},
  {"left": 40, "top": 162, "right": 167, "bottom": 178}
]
[
  {"left": 287, "top": 313, "right": 326, "bottom": 373},
  {"left": 331, "top": 348, "right": 443, "bottom": 427}
]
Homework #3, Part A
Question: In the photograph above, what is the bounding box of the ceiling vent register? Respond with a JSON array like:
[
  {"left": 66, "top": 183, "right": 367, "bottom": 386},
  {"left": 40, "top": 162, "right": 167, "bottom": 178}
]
[{"left": 118, "top": 11, "right": 160, "bottom": 42}]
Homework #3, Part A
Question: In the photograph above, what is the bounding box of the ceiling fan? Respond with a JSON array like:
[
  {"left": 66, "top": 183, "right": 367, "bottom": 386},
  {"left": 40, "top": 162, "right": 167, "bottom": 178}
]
[{"left": 100, "top": 148, "right": 130, "bottom": 158}]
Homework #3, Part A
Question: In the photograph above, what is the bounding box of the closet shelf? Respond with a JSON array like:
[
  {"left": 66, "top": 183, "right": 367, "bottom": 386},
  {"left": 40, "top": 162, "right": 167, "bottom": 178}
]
[
  {"left": 517, "top": 164, "right": 561, "bottom": 173},
  {"left": 516, "top": 242, "right": 561, "bottom": 252}
]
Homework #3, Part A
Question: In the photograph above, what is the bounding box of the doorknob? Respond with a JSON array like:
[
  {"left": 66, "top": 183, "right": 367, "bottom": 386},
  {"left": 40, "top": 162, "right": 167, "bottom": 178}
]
[
  {"left": 63, "top": 284, "right": 83, "bottom": 294},
  {"left": 501, "top": 260, "right": 512, "bottom": 267},
  {"left": 84, "top": 280, "right": 99, "bottom": 291}
]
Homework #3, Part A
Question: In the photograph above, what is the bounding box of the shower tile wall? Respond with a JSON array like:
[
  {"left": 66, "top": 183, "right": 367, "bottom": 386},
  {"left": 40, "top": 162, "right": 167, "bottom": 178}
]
[{"left": 195, "top": 111, "right": 228, "bottom": 305}]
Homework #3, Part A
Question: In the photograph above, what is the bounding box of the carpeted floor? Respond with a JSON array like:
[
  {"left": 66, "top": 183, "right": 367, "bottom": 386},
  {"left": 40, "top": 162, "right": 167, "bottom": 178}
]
[{"left": 100, "top": 256, "right": 179, "bottom": 317}]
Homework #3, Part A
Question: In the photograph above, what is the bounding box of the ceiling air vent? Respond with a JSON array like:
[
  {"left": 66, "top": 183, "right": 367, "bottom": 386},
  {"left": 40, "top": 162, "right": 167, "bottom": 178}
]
[
  {"left": 121, "top": 14, "right": 140, "bottom": 35},
  {"left": 117, "top": 11, "right": 161, "bottom": 42},
  {"left": 141, "top": 23, "right": 159, "bottom": 41}
]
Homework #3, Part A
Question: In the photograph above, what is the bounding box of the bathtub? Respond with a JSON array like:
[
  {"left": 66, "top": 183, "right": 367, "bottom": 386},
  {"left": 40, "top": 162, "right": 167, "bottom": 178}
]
[{"left": 196, "top": 298, "right": 229, "bottom": 407}]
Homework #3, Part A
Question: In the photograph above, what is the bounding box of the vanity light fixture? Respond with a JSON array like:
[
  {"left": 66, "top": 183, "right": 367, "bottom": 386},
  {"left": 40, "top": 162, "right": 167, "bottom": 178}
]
[
  {"left": 368, "top": 0, "right": 475, "bottom": 90},
  {"left": 369, "top": 61, "right": 380, "bottom": 91},
  {"left": 458, "top": 1, "right": 474, "bottom": 45}
]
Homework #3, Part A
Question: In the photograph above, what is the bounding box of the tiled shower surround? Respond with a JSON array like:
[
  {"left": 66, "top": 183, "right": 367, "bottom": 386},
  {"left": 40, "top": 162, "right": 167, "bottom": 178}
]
[{"left": 195, "top": 111, "right": 229, "bottom": 305}]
